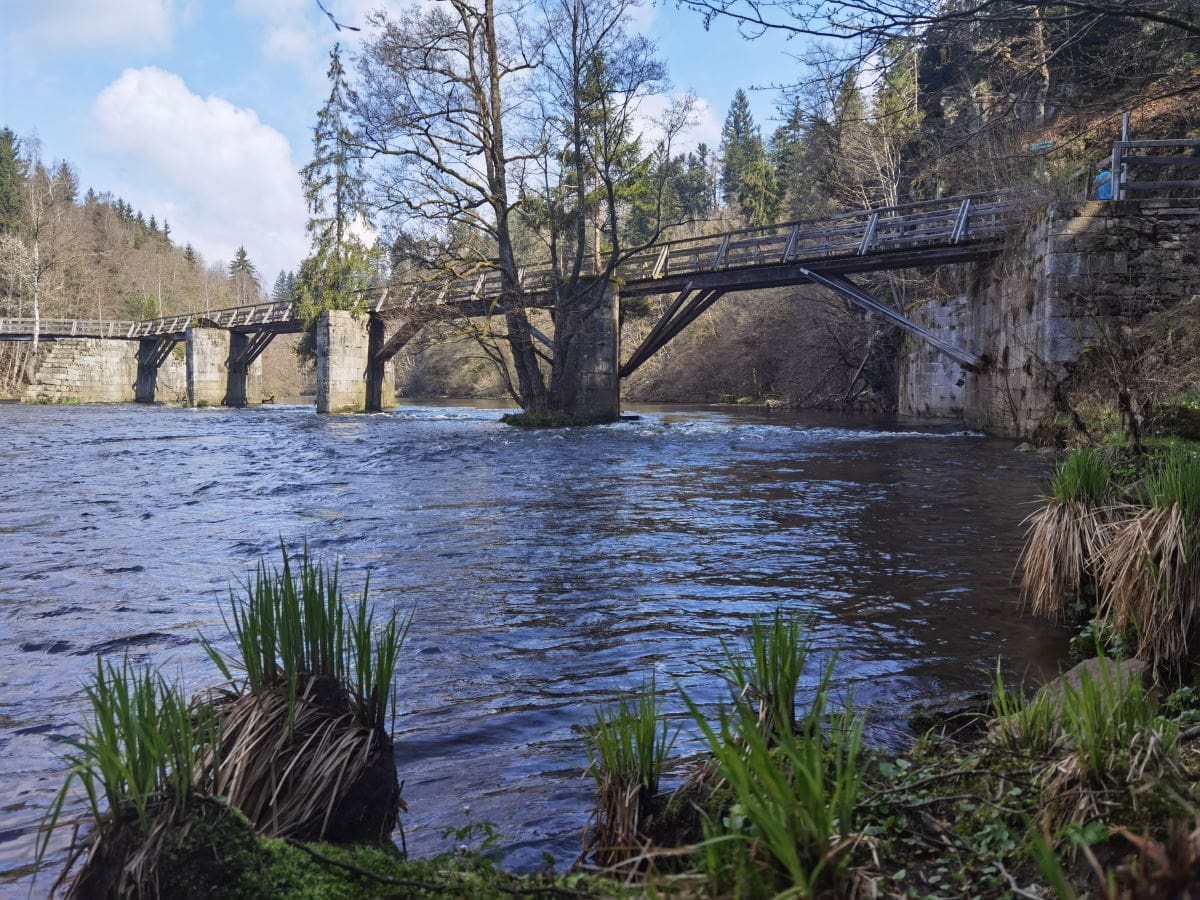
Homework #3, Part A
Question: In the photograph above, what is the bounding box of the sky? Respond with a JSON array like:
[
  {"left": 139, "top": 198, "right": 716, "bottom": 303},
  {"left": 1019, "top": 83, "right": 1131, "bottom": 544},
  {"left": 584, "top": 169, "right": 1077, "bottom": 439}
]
[{"left": 0, "top": 0, "right": 807, "bottom": 282}]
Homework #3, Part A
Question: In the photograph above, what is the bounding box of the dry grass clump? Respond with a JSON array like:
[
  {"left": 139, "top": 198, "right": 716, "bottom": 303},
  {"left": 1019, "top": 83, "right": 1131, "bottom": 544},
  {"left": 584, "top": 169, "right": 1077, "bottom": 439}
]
[
  {"left": 1020, "top": 448, "right": 1116, "bottom": 621},
  {"left": 583, "top": 677, "right": 677, "bottom": 869},
  {"left": 202, "top": 547, "right": 408, "bottom": 842},
  {"left": 1099, "top": 448, "right": 1200, "bottom": 675}
]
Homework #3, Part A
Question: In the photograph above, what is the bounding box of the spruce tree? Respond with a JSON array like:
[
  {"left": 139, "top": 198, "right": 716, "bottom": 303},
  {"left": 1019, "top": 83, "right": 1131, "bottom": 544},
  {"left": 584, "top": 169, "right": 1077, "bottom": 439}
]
[
  {"left": 300, "top": 43, "right": 369, "bottom": 258},
  {"left": 719, "top": 89, "right": 757, "bottom": 206},
  {"left": 0, "top": 129, "right": 25, "bottom": 234},
  {"left": 719, "top": 89, "right": 781, "bottom": 225},
  {"left": 294, "top": 43, "right": 378, "bottom": 358}
]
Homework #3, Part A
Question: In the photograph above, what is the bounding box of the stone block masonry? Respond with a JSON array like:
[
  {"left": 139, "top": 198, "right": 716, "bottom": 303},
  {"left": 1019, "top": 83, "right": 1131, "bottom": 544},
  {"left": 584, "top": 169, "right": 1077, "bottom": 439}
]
[
  {"left": 899, "top": 198, "right": 1200, "bottom": 438},
  {"left": 186, "top": 327, "right": 231, "bottom": 407},
  {"left": 185, "top": 326, "right": 262, "bottom": 408},
  {"left": 317, "top": 310, "right": 371, "bottom": 414},
  {"left": 22, "top": 339, "right": 185, "bottom": 404}
]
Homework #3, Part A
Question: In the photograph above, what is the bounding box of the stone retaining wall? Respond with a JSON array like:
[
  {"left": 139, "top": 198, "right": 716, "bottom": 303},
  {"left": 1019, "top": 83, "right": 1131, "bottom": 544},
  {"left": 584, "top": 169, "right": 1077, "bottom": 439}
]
[
  {"left": 23, "top": 339, "right": 186, "bottom": 403},
  {"left": 899, "top": 199, "right": 1200, "bottom": 438}
]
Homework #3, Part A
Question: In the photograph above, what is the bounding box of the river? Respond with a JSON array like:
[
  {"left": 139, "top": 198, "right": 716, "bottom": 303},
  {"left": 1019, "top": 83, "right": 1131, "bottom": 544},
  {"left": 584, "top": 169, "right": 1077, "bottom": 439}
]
[{"left": 0, "top": 399, "right": 1068, "bottom": 885}]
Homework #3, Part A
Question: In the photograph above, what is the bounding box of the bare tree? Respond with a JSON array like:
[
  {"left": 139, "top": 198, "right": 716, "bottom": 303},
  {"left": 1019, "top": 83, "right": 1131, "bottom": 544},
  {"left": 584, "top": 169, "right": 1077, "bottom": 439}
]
[{"left": 353, "top": 0, "right": 692, "bottom": 415}]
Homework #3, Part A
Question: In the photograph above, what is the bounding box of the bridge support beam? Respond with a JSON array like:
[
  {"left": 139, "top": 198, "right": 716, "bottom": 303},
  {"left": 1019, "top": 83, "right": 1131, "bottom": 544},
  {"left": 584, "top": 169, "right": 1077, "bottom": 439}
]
[
  {"left": 557, "top": 281, "right": 620, "bottom": 424},
  {"left": 135, "top": 338, "right": 180, "bottom": 403},
  {"left": 316, "top": 310, "right": 390, "bottom": 413}
]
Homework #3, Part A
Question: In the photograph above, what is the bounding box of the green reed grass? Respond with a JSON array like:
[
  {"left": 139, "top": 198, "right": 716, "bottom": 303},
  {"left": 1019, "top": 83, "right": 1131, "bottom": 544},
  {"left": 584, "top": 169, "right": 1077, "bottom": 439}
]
[
  {"left": 37, "top": 657, "right": 214, "bottom": 867},
  {"left": 1048, "top": 448, "right": 1113, "bottom": 505},
  {"left": 718, "top": 608, "right": 810, "bottom": 741},
  {"left": 586, "top": 676, "right": 676, "bottom": 795},
  {"left": 989, "top": 661, "right": 1059, "bottom": 756},
  {"left": 1057, "top": 659, "right": 1173, "bottom": 783},
  {"left": 686, "top": 645, "right": 864, "bottom": 897},
  {"left": 203, "top": 543, "right": 408, "bottom": 730},
  {"left": 1142, "top": 447, "right": 1200, "bottom": 519}
]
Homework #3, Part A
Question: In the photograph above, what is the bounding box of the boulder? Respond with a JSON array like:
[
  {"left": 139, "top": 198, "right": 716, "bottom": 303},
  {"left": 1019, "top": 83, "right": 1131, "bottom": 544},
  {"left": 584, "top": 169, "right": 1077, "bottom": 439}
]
[{"left": 1034, "top": 657, "right": 1153, "bottom": 714}]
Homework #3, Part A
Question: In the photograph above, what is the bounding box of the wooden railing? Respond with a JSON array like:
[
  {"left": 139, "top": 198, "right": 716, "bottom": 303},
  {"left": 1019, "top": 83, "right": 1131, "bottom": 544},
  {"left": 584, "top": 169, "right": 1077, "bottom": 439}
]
[
  {"left": 0, "top": 318, "right": 139, "bottom": 339},
  {"left": 392, "top": 190, "right": 1018, "bottom": 308},
  {"left": 1109, "top": 139, "right": 1200, "bottom": 199}
]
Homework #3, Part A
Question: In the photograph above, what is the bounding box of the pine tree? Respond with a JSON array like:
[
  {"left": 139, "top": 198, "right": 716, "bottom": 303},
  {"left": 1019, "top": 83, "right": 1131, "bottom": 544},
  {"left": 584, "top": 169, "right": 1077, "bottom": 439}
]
[
  {"left": 0, "top": 128, "right": 25, "bottom": 234},
  {"left": 162, "top": 220, "right": 171, "bottom": 243},
  {"left": 148, "top": 214, "right": 158, "bottom": 234}
]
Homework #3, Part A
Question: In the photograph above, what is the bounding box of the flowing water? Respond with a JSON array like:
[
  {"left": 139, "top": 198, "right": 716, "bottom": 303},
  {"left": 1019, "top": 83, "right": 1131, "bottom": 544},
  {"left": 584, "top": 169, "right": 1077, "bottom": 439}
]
[{"left": 0, "top": 399, "right": 1069, "bottom": 884}]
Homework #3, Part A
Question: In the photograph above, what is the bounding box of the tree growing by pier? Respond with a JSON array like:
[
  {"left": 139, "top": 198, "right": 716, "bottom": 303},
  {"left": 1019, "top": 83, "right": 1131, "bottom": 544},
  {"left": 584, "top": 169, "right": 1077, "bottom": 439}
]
[
  {"left": 352, "top": 0, "right": 692, "bottom": 416},
  {"left": 295, "top": 43, "right": 379, "bottom": 359}
]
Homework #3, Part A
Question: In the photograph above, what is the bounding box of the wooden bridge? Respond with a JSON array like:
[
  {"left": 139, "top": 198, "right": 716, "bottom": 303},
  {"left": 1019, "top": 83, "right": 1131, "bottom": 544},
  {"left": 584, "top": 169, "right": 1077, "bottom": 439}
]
[{"left": 0, "top": 190, "right": 1018, "bottom": 377}]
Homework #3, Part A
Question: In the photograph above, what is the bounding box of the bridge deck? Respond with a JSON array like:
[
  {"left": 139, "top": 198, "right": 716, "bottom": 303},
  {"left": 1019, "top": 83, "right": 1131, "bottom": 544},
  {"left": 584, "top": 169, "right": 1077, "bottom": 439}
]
[{"left": 0, "top": 191, "right": 1019, "bottom": 342}]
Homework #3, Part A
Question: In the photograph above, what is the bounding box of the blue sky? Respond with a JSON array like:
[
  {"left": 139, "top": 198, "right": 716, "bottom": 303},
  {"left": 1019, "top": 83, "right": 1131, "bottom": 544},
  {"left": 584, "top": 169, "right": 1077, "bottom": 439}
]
[{"left": 1, "top": 1, "right": 805, "bottom": 281}]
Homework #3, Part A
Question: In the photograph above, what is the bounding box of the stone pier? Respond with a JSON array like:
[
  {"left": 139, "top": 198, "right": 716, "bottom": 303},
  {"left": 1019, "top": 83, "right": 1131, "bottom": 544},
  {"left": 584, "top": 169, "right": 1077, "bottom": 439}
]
[
  {"left": 556, "top": 282, "right": 620, "bottom": 424},
  {"left": 185, "top": 327, "right": 262, "bottom": 407},
  {"left": 317, "top": 310, "right": 389, "bottom": 414},
  {"left": 185, "top": 327, "right": 230, "bottom": 407}
]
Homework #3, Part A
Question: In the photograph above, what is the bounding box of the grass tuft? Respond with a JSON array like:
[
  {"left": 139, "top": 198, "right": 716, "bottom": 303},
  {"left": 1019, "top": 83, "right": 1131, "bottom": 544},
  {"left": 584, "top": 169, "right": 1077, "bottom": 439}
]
[
  {"left": 717, "top": 608, "right": 810, "bottom": 741},
  {"left": 37, "top": 657, "right": 217, "bottom": 897},
  {"left": 683, "top": 622, "right": 864, "bottom": 897},
  {"left": 1099, "top": 449, "right": 1200, "bottom": 674},
  {"left": 584, "top": 677, "right": 676, "bottom": 868},
  {"left": 1020, "top": 449, "right": 1116, "bottom": 622},
  {"left": 201, "top": 544, "right": 409, "bottom": 840}
]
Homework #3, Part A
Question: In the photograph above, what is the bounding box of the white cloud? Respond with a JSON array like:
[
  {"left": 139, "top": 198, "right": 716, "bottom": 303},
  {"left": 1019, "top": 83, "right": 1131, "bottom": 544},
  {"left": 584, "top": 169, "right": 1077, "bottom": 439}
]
[
  {"left": 92, "top": 68, "right": 307, "bottom": 280},
  {"left": 636, "top": 92, "right": 723, "bottom": 156},
  {"left": 4, "top": 0, "right": 176, "bottom": 51},
  {"left": 235, "top": 0, "right": 375, "bottom": 69}
]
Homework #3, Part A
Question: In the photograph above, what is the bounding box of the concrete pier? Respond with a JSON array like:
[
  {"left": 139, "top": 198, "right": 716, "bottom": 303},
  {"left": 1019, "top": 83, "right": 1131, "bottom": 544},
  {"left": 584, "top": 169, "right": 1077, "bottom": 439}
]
[
  {"left": 556, "top": 282, "right": 620, "bottom": 424},
  {"left": 185, "top": 326, "right": 230, "bottom": 407},
  {"left": 184, "top": 327, "right": 263, "bottom": 407}
]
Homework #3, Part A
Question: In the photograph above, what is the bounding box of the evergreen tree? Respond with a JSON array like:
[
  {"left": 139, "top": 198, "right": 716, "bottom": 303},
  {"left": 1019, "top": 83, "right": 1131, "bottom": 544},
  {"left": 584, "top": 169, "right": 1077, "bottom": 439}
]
[
  {"left": 148, "top": 214, "right": 158, "bottom": 234},
  {"left": 183, "top": 244, "right": 198, "bottom": 268},
  {"left": 294, "top": 44, "right": 377, "bottom": 358},
  {"left": 0, "top": 128, "right": 24, "bottom": 234},
  {"left": 52, "top": 161, "right": 78, "bottom": 204},
  {"left": 719, "top": 89, "right": 781, "bottom": 225},
  {"left": 300, "top": 44, "right": 369, "bottom": 258},
  {"left": 162, "top": 219, "right": 171, "bottom": 242},
  {"left": 719, "top": 89, "right": 758, "bottom": 206},
  {"left": 229, "top": 246, "right": 260, "bottom": 302}
]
